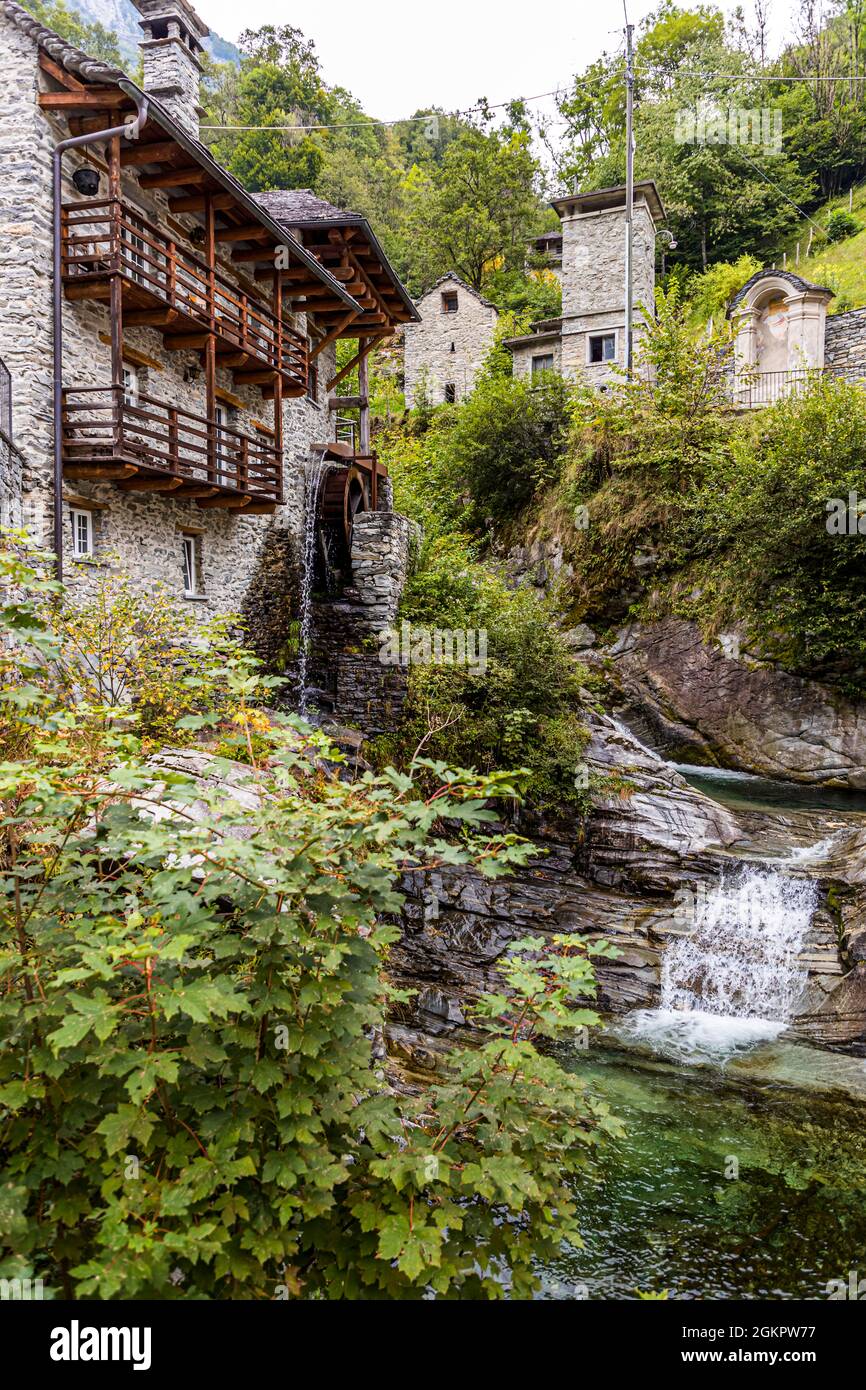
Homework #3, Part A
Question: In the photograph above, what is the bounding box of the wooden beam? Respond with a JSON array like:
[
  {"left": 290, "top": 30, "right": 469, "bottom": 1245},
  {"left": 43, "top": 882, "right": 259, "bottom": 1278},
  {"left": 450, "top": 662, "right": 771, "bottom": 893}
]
[
  {"left": 232, "top": 369, "right": 279, "bottom": 385},
  {"left": 173, "top": 484, "right": 219, "bottom": 498},
  {"left": 232, "top": 246, "right": 277, "bottom": 264},
  {"left": 165, "top": 333, "right": 210, "bottom": 350},
  {"left": 118, "top": 477, "right": 184, "bottom": 492},
  {"left": 327, "top": 336, "right": 383, "bottom": 391},
  {"left": 140, "top": 166, "right": 211, "bottom": 189},
  {"left": 64, "top": 463, "right": 138, "bottom": 480},
  {"left": 216, "top": 223, "right": 271, "bottom": 242},
  {"left": 39, "top": 90, "right": 131, "bottom": 110},
  {"left": 204, "top": 196, "right": 217, "bottom": 486},
  {"left": 169, "top": 192, "right": 234, "bottom": 213},
  {"left": 196, "top": 494, "right": 251, "bottom": 509},
  {"left": 124, "top": 309, "right": 179, "bottom": 328},
  {"left": 309, "top": 311, "right": 357, "bottom": 360},
  {"left": 120, "top": 140, "right": 179, "bottom": 167},
  {"left": 38, "top": 52, "right": 86, "bottom": 90}
]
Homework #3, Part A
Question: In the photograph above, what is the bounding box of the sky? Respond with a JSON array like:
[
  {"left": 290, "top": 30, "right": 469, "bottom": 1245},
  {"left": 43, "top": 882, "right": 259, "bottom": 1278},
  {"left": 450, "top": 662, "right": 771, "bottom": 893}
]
[{"left": 198, "top": 0, "right": 804, "bottom": 122}]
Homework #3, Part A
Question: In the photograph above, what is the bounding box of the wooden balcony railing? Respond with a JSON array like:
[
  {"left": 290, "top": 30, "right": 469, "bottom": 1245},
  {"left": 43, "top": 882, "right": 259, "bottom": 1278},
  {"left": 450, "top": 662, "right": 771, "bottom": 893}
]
[
  {"left": 62, "top": 385, "right": 282, "bottom": 504},
  {"left": 61, "top": 199, "right": 307, "bottom": 395}
]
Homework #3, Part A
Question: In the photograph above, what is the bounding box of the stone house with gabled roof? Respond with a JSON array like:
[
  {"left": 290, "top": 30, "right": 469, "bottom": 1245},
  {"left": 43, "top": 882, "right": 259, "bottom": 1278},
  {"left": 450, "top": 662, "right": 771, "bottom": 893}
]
[
  {"left": 0, "top": 0, "right": 418, "bottom": 673},
  {"left": 403, "top": 272, "right": 499, "bottom": 406}
]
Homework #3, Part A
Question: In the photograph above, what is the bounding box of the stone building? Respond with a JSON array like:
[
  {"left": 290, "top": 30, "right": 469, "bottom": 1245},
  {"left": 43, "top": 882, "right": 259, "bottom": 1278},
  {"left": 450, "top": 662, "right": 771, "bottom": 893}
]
[
  {"left": 403, "top": 272, "right": 498, "bottom": 406},
  {"left": 506, "top": 181, "right": 665, "bottom": 385},
  {"left": 0, "top": 0, "right": 418, "bottom": 683}
]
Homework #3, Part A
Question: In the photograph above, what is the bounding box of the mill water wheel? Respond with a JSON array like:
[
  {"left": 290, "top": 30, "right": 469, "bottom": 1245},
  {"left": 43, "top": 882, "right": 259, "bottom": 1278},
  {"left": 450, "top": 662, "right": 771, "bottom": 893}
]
[{"left": 317, "top": 464, "right": 371, "bottom": 588}]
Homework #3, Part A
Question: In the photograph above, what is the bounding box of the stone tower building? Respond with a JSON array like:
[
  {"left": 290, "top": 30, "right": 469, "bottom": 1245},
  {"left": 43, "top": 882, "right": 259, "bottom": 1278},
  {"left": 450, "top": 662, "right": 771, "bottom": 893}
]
[
  {"left": 403, "top": 272, "right": 498, "bottom": 406},
  {"left": 507, "top": 181, "right": 665, "bottom": 384}
]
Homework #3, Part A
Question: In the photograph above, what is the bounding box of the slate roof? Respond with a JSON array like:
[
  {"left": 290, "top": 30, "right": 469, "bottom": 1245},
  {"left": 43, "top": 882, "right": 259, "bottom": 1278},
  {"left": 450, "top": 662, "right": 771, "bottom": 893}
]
[
  {"left": 256, "top": 190, "right": 418, "bottom": 321},
  {"left": 727, "top": 267, "right": 835, "bottom": 314},
  {"left": 414, "top": 271, "right": 499, "bottom": 312}
]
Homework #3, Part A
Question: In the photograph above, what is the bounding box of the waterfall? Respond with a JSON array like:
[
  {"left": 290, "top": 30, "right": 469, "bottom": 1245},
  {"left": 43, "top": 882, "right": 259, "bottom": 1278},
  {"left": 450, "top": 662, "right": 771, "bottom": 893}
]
[
  {"left": 625, "top": 865, "right": 818, "bottom": 1060},
  {"left": 297, "top": 452, "right": 331, "bottom": 718},
  {"left": 661, "top": 866, "right": 816, "bottom": 1021}
]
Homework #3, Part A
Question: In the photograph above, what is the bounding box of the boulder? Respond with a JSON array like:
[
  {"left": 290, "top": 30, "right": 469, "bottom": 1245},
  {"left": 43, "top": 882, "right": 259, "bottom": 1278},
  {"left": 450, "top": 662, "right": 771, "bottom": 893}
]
[{"left": 606, "top": 617, "right": 866, "bottom": 789}]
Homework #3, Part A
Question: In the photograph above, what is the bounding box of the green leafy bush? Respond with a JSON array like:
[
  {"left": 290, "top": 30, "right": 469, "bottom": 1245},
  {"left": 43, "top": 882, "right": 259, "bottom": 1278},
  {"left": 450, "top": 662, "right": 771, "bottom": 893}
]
[
  {"left": 681, "top": 376, "right": 866, "bottom": 684},
  {"left": 0, "top": 539, "right": 617, "bottom": 1299},
  {"left": 370, "top": 536, "right": 592, "bottom": 810},
  {"left": 825, "top": 208, "right": 860, "bottom": 243}
]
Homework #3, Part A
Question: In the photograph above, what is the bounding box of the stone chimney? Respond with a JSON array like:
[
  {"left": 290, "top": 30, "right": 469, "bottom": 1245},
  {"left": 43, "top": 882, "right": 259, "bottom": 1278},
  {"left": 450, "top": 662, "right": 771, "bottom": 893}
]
[{"left": 132, "top": 0, "right": 209, "bottom": 139}]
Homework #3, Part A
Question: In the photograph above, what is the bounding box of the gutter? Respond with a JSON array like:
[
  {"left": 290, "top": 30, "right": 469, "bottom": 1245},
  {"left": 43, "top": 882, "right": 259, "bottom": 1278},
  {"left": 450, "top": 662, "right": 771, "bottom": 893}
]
[{"left": 52, "top": 81, "right": 148, "bottom": 580}]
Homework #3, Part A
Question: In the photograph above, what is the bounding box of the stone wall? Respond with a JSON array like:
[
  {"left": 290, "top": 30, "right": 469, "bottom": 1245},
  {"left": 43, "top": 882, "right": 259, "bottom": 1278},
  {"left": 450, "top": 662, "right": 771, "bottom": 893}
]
[
  {"left": 0, "top": 431, "right": 24, "bottom": 528},
  {"left": 825, "top": 307, "right": 866, "bottom": 379},
  {"left": 509, "top": 335, "right": 562, "bottom": 379},
  {"left": 560, "top": 198, "right": 656, "bottom": 384},
  {"left": 403, "top": 276, "right": 498, "bottom": 406},
  {"left": 0, "top": 12, "right": 338, "bottom": 661},
  {"left": 307, "top": 510, "right": 417, "bottom": 732}
]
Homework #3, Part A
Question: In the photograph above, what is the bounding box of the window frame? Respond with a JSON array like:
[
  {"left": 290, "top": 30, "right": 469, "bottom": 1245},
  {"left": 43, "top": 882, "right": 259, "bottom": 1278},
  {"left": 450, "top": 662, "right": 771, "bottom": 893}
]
[
  {"left": 443, "top": 382, "right": 457, "bottom": 404},
  {"left": 181, "top": 533, "right": 198, "bottom": 597},
  {"left": 531, "top": 353, "right": 555, "bottom": 376},
  {"left": 122, "top": 361, "right": 139, "bottom": 408},
  {"left": 587, "top": 331, "right": 617, "bottom": 365},
  {"left": 441, "top": 291, "right": 459, "bottom": 314},
  {"left": 70, "top": 506, "right": 93, "bottom": 559}
]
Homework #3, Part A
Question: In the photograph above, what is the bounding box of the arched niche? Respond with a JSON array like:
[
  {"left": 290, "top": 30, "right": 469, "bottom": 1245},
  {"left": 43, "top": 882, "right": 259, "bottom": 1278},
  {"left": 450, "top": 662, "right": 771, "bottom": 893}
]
[{"left": 730, "top": 271, "right": 834, "bottom": 379}]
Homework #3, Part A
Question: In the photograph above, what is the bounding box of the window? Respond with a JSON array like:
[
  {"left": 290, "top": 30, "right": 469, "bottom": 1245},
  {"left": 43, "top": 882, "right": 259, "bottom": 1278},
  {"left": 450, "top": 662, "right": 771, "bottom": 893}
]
[
  {"left": 444, "top": 383, "right": 456, "bottom": 403},
  {"left": 122, "top": 363, "right": 139, "bottom": 408},
  {"left": 531, "top": 354, "right": 555, "bottom": 375},
  {"left": 182, "top": 534, "right": 198, "bottom": 596},
  {"left": 441, "top": 291, "right": 458, "bottom": 314},
  {"left": 71, "top": 507, "right": 93, "bottom": 558},
  {"left": 588, "top": 332, "right": 617, "bottom": 364}
]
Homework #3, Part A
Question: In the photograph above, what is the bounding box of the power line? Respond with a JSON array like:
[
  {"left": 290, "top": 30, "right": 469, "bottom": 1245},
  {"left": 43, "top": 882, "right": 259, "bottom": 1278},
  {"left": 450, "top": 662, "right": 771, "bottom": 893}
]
[{"left": 199, "top": 74, "right": 619, "bottom": 133}]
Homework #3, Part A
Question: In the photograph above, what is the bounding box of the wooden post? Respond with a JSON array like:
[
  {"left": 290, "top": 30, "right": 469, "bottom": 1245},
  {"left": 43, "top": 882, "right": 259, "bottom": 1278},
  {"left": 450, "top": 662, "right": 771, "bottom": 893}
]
[
  {"left": 272, "top": 269, "right": 284, "bottom": 501},
  {"left": 358, "top": 339, "right": 370, "bottom": 455},
  {"left": 168, "top": 405, "right": 179, "bottom": 475},
  {"left": 204, "top": 197, "right": 217, "bottom": 484},
  {"left": 168, "top": 239, "right": 177, "bottom": 308},
  {"left": 108, "top": 135, "right": 124, "bottom": 452}
]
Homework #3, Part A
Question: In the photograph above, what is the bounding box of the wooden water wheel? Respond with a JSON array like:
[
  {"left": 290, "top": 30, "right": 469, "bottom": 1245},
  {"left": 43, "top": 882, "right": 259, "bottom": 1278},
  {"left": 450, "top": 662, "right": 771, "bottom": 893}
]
[{"left": 318, "top": 464, "right": 370, "bottom": 545}]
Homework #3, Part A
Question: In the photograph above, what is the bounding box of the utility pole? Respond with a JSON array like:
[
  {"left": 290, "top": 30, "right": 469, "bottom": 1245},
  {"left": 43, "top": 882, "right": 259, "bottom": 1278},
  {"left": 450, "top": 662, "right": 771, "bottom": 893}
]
[{"left": 624, "top": 6, "right": 635, "bottom": 377}]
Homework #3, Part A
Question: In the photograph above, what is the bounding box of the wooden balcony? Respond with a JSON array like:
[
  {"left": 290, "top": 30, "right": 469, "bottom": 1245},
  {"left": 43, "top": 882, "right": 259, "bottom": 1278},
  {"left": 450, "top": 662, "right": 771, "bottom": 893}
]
[
  {"left": 62, "top": 385, "right": 282, "bottom": 511},
  {"left": 61, "top": 199, "right": 307, "bottom": 396}
]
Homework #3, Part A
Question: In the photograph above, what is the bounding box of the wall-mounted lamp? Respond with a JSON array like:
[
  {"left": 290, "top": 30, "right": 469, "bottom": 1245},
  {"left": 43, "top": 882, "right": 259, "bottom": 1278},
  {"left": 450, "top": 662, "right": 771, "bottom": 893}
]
[{"left": 72, "top": 165, "right": 100, "bottom": 197}]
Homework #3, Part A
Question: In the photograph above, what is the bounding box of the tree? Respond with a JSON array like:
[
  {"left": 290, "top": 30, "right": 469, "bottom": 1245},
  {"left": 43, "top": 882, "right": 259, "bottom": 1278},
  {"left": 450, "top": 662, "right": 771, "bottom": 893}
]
[
  {"left": 21, "top": 0, "right": 123, "bottom": 66},
  {"left": 406, "top": 113, "right": 547, "bottom": 293}
]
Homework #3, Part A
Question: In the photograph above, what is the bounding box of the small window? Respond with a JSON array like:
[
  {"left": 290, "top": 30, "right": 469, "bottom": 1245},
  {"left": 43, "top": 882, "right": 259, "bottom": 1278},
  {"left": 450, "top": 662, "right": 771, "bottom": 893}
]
[
  {"left": 182, "top": 534, "right": 198, "bottom": 596},
  {"left": 441, "top": 291, "right": 458, "bottom": 314},
  {"left": 71, "top": 507, "right": 93, "bottom": 558},
  {"left": 588, "top": 333, "right": 616, "bottom": 364},
  {"left": 444, "top": 383, "right": 456, "bottom": 403},
  {"left": 122, "top": 362, "right": 139, "bottom": 408},
  {"left": 531, "top": 354, "right": 555, "bottom": 375}
]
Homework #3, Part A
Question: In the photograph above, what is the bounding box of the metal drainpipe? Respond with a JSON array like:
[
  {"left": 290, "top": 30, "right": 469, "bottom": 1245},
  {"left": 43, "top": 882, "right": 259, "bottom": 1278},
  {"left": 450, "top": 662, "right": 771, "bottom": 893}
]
[{"left": 52, "top": 82, "right": 148, "bottom": 579}]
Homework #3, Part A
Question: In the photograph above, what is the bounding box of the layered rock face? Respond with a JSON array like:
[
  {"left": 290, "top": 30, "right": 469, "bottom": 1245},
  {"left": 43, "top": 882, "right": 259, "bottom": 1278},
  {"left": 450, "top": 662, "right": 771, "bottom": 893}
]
[
  {"left": 388, "top": 715, "right": 866, "bottom": 1069},
  {"left": 606, "top": 618, "right": 866, "bottom": 789}
]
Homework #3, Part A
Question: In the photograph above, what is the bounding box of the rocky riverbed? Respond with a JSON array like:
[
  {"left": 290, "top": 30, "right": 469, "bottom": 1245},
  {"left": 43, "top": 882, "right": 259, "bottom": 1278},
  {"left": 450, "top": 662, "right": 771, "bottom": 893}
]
[{"left": 388, "top": 712, "right": 866, "bottom": 1071}]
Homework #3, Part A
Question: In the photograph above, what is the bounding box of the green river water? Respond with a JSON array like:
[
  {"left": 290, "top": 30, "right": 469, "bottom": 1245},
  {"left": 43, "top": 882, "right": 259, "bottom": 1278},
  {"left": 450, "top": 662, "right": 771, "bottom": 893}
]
[{"left": 545, "top": 1041, "right": 866, "bottom": 1300}]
